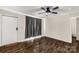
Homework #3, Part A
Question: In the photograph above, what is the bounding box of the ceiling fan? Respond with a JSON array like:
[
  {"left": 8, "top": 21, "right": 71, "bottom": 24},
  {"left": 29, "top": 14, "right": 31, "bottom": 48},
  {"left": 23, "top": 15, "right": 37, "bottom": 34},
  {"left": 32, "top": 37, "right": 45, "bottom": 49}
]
[{"left": 39, "top": 6, "right": 59, "bottom": 16}]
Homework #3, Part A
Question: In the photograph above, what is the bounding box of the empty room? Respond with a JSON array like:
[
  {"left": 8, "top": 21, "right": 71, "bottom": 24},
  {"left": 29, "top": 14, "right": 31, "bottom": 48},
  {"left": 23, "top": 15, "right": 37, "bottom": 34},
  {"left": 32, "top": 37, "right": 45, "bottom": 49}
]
[{"left": 0, "top": 6, "right": 79, "bottom": 53}]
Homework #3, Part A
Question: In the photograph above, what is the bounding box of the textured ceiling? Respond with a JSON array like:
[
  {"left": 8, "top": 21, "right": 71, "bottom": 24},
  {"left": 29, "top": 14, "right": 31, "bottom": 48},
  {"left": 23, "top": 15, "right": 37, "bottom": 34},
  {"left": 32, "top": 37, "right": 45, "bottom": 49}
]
[{"left": 0, "top": 6, "right": 79, "bottom": 17}]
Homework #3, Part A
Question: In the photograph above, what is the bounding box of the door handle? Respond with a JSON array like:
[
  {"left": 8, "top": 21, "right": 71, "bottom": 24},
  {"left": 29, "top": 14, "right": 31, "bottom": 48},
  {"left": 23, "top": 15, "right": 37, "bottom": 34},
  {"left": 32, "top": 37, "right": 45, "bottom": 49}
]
[{"left": 16, "top": 27, "right": 18, "bottom": 31}]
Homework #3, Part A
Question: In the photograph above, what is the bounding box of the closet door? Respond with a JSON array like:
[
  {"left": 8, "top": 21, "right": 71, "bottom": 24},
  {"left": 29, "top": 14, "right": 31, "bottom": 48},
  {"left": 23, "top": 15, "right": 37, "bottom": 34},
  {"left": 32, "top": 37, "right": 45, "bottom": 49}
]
[
  {"left": 0, "top": 15, "right": 1, "bottom": 46},
  {"left": 2, "top": 16, "right": 18, "bottom": 45}
]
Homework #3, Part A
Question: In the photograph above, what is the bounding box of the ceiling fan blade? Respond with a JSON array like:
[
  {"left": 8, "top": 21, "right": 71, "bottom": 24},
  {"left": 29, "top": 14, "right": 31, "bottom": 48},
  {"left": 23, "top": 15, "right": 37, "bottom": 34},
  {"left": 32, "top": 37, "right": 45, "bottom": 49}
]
[
  {"left": 41, "top": 7, "right": 45, "bottom": 10},
  {"left": 53, "top": 6, "right": 59, "bottom": 10},
  {"left": 52, "top": 12, "right": 58, "bottom": 14}
]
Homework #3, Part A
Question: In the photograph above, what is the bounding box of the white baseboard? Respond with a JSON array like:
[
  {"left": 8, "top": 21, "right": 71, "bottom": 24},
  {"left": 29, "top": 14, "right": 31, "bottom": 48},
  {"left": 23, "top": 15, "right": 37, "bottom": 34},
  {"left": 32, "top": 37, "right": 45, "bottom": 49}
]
[{"left": 18, "top": 35, "right": 43, "bottom": 42}]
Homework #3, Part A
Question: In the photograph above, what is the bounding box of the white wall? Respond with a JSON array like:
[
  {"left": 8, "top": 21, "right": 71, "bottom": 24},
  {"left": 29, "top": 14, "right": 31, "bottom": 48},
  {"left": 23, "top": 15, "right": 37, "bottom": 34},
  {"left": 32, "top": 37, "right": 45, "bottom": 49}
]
[
  {"left": 0, "top": 8, "right": 79, "bottom": 44},
  {"left": 0, "top": 9, "right": 44, "bottom": 46},
  {"left": 44, "top": 11, "right": 79, "bottom": 43},
  {"left": 0, "top": 9, "right": 25, "bottom": 44},
  {"left": 19, "top": 16, "right": 45, "bottom": 42},
  {"left": 45, "top": 15, "right": 72, "bottom": 43}
]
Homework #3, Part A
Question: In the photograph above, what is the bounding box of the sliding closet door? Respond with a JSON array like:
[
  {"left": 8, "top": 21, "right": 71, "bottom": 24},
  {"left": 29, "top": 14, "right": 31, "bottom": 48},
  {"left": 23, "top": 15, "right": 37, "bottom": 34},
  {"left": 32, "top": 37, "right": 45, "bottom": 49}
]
[
  {"left": 25, "top": 16, "right": 41, "bottom": 38},
  {"left": 2, "top": 16, "right": 18, "bottom": 45},
  {"left": 0, "top": 15, "right": 1, "bottom": 46}
]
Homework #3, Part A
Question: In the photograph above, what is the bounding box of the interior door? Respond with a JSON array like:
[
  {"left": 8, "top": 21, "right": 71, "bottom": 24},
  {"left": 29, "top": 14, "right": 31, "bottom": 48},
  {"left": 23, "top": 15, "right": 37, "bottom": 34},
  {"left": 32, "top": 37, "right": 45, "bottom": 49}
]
[
  {"left": 0, "top": 15, "right": 1, "bottom": 46},
  {"left": 77, "top": 18, "right": 79, "bottom": 40},
  {"left": 2, "top": 16, "right": 18, "bottom": 45}
]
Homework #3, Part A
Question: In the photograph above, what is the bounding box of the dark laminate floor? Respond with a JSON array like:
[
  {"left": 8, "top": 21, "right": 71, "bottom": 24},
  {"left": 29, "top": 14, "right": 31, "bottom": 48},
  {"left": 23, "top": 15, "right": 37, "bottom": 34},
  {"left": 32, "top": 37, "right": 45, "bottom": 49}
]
[{"left": 0, "top": 36, "right": 79, "bottom": 53}]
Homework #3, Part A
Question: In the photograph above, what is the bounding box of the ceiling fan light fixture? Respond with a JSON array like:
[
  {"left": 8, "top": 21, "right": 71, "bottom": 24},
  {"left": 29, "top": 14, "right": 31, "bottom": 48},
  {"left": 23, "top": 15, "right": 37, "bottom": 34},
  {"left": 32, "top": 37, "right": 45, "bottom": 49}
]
[{"left": 39, "top": 6, "right": 59, "bottom": 16}]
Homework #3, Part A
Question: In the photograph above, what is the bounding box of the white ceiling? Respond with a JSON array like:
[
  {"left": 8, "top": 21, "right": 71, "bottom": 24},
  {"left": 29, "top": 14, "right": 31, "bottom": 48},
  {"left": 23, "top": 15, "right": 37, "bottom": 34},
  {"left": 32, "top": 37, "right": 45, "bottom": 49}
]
[{"left": 0, "top": 6, "right": 79, "bottom": 17}]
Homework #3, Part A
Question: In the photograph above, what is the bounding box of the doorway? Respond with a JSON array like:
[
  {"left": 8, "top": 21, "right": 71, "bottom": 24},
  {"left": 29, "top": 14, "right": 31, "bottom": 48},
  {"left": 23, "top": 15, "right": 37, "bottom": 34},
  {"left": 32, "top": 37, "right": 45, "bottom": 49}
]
[{"left": 71, "top": 17, "right": 77, "bottom": 42}]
